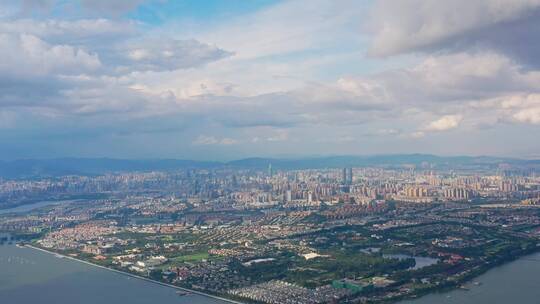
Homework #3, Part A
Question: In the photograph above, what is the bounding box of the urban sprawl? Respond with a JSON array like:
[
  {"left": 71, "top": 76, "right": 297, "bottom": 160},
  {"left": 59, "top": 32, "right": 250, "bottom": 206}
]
[{"left": 1, "top": 163, "right": 540, "bottom": 303}]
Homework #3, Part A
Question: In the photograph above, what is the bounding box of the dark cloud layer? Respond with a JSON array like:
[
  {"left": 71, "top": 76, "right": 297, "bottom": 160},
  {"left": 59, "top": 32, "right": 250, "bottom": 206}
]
[{"left": 369, "top": 0, "right": 540, "bottom": 67}]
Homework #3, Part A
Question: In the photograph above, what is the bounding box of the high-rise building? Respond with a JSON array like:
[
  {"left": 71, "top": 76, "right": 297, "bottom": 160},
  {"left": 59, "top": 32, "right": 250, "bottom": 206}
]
[
  {"left": 406, "top": 186, "right": 427, "bottom": 198},
  {"left": 347, "top": 168, "right": 353, "bottom": 184},
  {"left": 342, "top": 168, "right": 347, "bottom": 184},
  {"left": 499, "top": 181, "right": 518, "bottom": 192},
  {"left": 285, "top": 190, "right": 292, "bottom": 202},
  {"left": 268, "top": 163, "right": 273, "bottom": 178}
]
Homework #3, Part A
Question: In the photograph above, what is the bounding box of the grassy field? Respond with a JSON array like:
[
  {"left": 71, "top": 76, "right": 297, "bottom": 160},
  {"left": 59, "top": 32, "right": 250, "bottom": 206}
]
[{"left": 172, "top": 252, "right": 210, "bottom": 262}]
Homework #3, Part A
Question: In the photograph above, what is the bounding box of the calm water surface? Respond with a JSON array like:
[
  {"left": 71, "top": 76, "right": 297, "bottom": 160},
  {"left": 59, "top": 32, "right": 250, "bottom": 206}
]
[
  {"left": 400, "top": 252, "right": 540, "bottom": 304},
  {"left": 383, "top": 254, "right": 439, "bottom": 270},
  {"left": 0, "top": 241, "right": 226, "bottom": 304}
]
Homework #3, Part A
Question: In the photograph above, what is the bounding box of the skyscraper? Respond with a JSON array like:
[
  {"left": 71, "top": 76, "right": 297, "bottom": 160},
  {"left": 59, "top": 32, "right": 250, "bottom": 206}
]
[
  {"left": 342, "top": 168, "right": 353, "bottom": 185},
  {"left": 285, "top": 190, "right": 292, "bottom": 202}
]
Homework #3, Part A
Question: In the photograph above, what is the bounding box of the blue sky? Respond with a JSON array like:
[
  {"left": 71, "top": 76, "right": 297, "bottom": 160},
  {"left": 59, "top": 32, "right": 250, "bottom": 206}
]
[
  {"left": 1, "top": 0, "right": 540, "bottom": 160},
  {"left": 129, "top": 0, "right": 282, "bottom": 25}
]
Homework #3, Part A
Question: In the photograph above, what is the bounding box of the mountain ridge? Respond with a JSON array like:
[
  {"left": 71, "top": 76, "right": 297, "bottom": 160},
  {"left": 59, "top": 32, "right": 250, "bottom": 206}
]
[{"left": 0, "top": 154, "right": 538, "bottom": 179}]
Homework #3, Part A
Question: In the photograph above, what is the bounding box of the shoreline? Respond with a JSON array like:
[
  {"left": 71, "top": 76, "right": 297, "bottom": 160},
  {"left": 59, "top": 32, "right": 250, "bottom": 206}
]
[
  {"left": 22, "top": 244, "right": 540, "bottom": 304},
  {"left": 24, "top": 244, "right": 245, "bottom": 304},
  {"left": 396, "top": 250, "right": 540, "bottom": 303},
  {"left": 392, "top": 248, "right": 540, "bottom": 303}
]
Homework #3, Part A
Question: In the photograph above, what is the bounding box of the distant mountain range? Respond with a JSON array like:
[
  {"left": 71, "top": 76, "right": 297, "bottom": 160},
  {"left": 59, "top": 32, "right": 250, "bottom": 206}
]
[{"left": 1, "top": 154, "right": 539, "bottom": 179}]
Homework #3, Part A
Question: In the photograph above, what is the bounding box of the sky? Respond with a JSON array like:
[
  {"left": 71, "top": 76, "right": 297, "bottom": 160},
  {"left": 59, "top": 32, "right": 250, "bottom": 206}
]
[{"left": 1, "top": 0, "right": 540, "bottom": 160}]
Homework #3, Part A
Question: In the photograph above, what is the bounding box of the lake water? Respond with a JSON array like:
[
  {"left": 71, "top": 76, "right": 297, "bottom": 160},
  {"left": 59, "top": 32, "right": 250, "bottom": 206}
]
[
  {"left": 400, "top": 252, "right": 540, "bottom": 304},
  {"left": 383, "top": 254, "right": 439, "bottom": 270},
  {"left": 0, "top": 242, "right": 227, "bottom": 304}
]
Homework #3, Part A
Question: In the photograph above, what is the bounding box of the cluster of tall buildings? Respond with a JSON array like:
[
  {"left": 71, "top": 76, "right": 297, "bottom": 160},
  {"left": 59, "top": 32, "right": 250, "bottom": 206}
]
[
  {"left": 443, "top": 188, "right": 472, "bottom": 200},
  {"left": 405, "top": 186, "right": 428, "bottom": 198},
  {"left": 499, "top": 181, "right": 519, "bottom": 192},
  {"left": 2, "top": 165, "right": 539, "bottom": 211}
]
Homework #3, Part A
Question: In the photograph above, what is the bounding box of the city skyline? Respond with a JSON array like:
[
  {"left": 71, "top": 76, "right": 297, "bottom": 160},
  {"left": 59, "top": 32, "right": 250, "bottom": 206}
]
[
  {"left": 2, "top": 157, "right": 539, "bottom": 303},
  {"left": 2, "top": 0, "right": 540, "bottom": 160}
]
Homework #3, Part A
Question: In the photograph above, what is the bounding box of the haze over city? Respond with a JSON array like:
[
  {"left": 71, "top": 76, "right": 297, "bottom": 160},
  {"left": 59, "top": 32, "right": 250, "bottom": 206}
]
[{"left": 2, "top": 0, "right": 540, "bottom": 160}]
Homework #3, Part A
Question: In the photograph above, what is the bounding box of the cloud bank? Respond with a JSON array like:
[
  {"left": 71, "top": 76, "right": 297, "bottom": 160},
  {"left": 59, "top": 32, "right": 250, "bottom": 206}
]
[{"left": 1, "top": 0, "right": 540, "bottom": 159}]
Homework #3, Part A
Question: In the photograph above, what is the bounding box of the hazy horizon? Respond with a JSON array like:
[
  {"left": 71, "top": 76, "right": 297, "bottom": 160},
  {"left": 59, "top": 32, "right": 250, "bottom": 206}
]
[{"left": 1, "top": 152, "right": 539, "bottom": 163}]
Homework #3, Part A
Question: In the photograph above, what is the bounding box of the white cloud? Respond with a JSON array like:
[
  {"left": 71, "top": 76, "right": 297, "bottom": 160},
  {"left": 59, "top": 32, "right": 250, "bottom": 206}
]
[
  {"left": 0, "top": 17, "right": 229, "bottom": 74},
  {"left": 0, "top": 33, "right": 101, "bottom": 76},
  {"left": 128, "top": 49, "right": 150, "bottom": 61},
  {"left": 266, "top": 130, "right": 289, "bottom": 142},
  {"left": 495, "top": 94, "right": 540, "bottom": 124},
  {"left": 424, "top": 115, "right": 463, "bottom": 131},
  {"left": 331, "top": 51, "right": 540, "bottom": 126},
  {"left": 193, "top": 135, "right": 219, "bottom": 145},
  {"left": 513, "top": 108, "right": 540, "bottom": 124},
  {"left": 2, "top": 0, "right": 540, "bottom": 158},
  {"left": 375, "top": 129, "right": 400, "bottom": 136},
  {"left": 119, "top": 39, "right": 232, "bottom": 72},
  {"left": 0, "top": 18, "right": 136, "bottom": 42},
  {"left": 410, "top": 131, "right": 425, "bottom": 138},
  {"left": 192, "top": 135, "right": 238, "bottom": 146}
]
